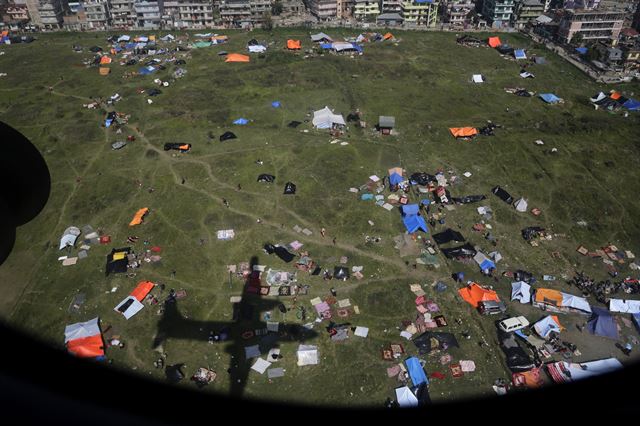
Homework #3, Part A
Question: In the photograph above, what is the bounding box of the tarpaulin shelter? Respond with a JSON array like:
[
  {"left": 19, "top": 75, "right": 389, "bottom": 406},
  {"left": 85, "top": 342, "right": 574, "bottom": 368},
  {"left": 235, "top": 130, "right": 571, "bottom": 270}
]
[
  {"left": 383, "top": 32, "right": 394, "bottom": 40},
  {"left": 395, "top": 386, "right": 418, "bottom": 407},
  {"left": 284, "top": 182, "right": 296, "bottom": 195},
  {"left": 334, "top": 266, "right": 349, "bottom": 280},
  {"left": 194, "top": 41, "right": 211, "bottom": 48},
  {"left": 312, "top": 106, "right": 345, "bottom": 129},
  {"left": 389, "top": 172, "right": 403, "bottom": 186},
  {"left": 405, "top": 357, "right": 429, "bottom": 386},
  {"left": 225, "top": 53, "right": 250, "bottom": 63},
  {"left": 211, "top": 35, "right": 228, "bottom": 44},
  {"left": 100, "top": 56, "right": 112, "bottom": 64},
  {"left": 449, "top": 127, "right": 478, "bottom": 138},
  {"left": 533, "top": 315, "right": 564, "bottom": 338},
  {"left": 332, "top": 41, "right": 358, "bottom": 52},
  {"left": 514, "top": 49, "right": 527, "bottom": 59},
  {"left": 163, "top": 143, "right": 191, "bottom": 152},
  {"left": 514, "top": 198, "right": 528, "bottom": 212},
  {"left": 512, "top": 367, "right": 544, "bottom": 388},
  {"left": 587, "top": 307, "right": 618, "bottom": 339},
  {"left": 433, "top": 229, "right": 465, "bottom": 245},
  {"left": 546, "top": 358, "right": 623, "bottom": 384},
  {"left": 491, "top": 186, "right": 513, "bottom": 204},
  {"left": 105, "top": 247, "right": 131, "bottom": 276},
  {"left": 287, "top": 39, "right": 301, "bottom": 50},
  {"left": 561, "top": 293, "right": 591, "bottom": 314},
  {"left": 520, "top": 71, "right": 535, "bottom": 78},
  {"left": 622, "top": 98, "right": 640, "bottom": 111},
  {"left": 65, "top": 317, "right": 105, "bottom": 359},
  {"left": 413, "top": 331, "right": 459, "bottom": 354},
  {"left": 441, "top": 243, "right": 476, "bottom": 259},
  {"left": 633, "top": 313, "right": 640, "bottom": 333},
  {"left": 472, "top": 74, "right": 484, "bottom": 83},
  {"left": 59, "top": 226, "right": 81, "bottom": 250},
  {"left": 272, "top": 101, "right": 281, "bottom": 108},
  {"left": 533, "top": 56, "right": 546, "bottom": 64},
  {"left": 458, "top": 283, "right": 500, "bottom": 307},
  {"left": 220, "top": 131, "right": 237, "bottom": 142},
  {"left": 297, "top": 345, "right": 318, "bottom": 366},
  {"left": 488, "top": 36, "right": 501, "bottom": 48},
  {"left": 451, "top": 195, "right": 486, "bottom": 204},
  {"left": 248, "top": 45, "right": 266, "bottom": 53},
  {"left": 257, "top": 174, "right": 275, "bottom": 183},
  {"left": 511, "top": 281, "right": 531, "bottom": 304},
  {"left": 575, "top": 47, "right": 588, "bottom": 55},
  {"left": 539, "top": 93, "right": 562, "bottom": 104},
  {"left": 534, "top": 289, "right": 591, "bottom": 313},
  {"left": 114, "top": 281, "right": 155, "bottom": 320},
  {"left": 609, "top": 299, "right": 640, "bottom": 314},
  {"left": 233, "top": 118, "right": 249, "bottom": 125},
  {"left": 401, "top": 204, "right": 419, "bottom": 216},
  {"left": 138, "top": 66, "right": 156, "bottom": 75},
  {"left": 403, "top": 215, "right": 428, "bottom": 234},
  {"left": 310, "top": 32, "right": 333, "bottom": 43},
  {"left": 129, "top": 208, "right": 149, "bottom": 226},
  {"left": 473, "top": 251, "right": 495, "bottom": 272},
  {"left": 410, "top": 172, "right": 436, "bottom": 185}
]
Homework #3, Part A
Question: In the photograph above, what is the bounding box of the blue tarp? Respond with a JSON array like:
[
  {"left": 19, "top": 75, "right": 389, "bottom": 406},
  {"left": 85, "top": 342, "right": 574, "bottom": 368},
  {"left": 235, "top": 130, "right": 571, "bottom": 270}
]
[
  {"left": 124, "top": 43, "right": 136, "bottom": 49},
  {"left": 352, "top": 44, "right": 363, "bottom": 53},
  {"left": 421, "top": 199, "right": 431, "bottom": 206},
  {"left": 320, "top": 43, "right": 332, "bottom": 49},
  {"left": 539, "top": 93, "right": 561, "bottom": 104},
  {"left": 272, "top": 101, "right": 281, "bottom": 108},
  {"left": 514, "top": 49, "right": 527, "bottom": 59},
  {"left": 480, "top": 259, "right": 496, "bottom": 271},
  {"left": 361, "top": 193, "right": 374, "bottom": 201},
  {"left": 138, "top": 66, "right": 156, "bottom": 75},
  {"left": 389, "top": 172, "right": 403, "bottom": 186},
  {"left": 587, "top": 307, "right": 618, "bottom": 339},
  {"left": 403, "top": 215, "right": 428, "bottom": 234},
  {"left": 233, "top": 118, "right": 249, "bottom": 125},
  {"left": 402, "top": 204, "right": 420, "bottom": 216},
  {"left": 105, "top": 119, "right": 113, "bottom": 128},
  {"left": 405, "top": 357, "right": 429, "bottom": 386},
  {"left": 622, "top": 98, "right": 640, "bottom": 111},
  {"left": 576, "top": 47, "right": 588, "bottom": 55}
]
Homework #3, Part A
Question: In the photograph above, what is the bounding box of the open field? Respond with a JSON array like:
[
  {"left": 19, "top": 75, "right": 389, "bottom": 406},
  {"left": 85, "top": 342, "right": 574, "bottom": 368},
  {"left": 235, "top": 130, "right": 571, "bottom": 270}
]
[{"left": 0, "top": 28, "right": 639, "bottom": 407}]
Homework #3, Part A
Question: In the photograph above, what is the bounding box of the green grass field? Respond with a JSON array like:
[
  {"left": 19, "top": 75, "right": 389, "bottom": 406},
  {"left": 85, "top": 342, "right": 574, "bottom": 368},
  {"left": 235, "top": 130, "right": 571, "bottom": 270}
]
[{"left": 1, "top": 28, "right": 639, "bottom": 407}]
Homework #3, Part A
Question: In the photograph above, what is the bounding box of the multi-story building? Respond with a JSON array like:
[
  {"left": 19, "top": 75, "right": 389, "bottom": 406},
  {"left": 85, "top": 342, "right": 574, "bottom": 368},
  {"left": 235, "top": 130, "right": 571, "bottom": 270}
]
[
  {"left": 135, "top": 0, "right": 162, "bottom": 28},
  {"left": 249, "top": 0, "right": 270, "bottom": 24},
  {"left": 440, "top": 0, "right": 474, "bottom": 27},
  {"left": 633, "top": 0, "right": 640, "bottom": 32},
  {"left": 307, "top": 0, "right": 337, "bottom": 20},
  {"left": 511, "top": 0, "right": 543, "bottom": 28},
  {"left": 558, "top": 8, "right": 625, "bottom": 43},
  {"left": 353, "top": 0, "right": 379, "bottom": 21},
  {"left": 481, "top": 0, "right": 514, "bottom": 28},
  {"left": 161, "top": 0, "right": 178, "bottom": 26},
  {"left": 174, "top": 0, "right": 213, "bottom": 28},
  {"left": 219, "top": 0, "right": 251, "bottom": 27},
  {"left": 111, "top": 0, "right": 136, "bottom": 28},
  {"left": 280, "top": 0, "right": 305, "bottom": 14},
  {"left": 83, "top": 0, "right": 111, "bottom": 29},
  {"left": 2, "top": 0, "right": 31, "bottom": 26},
  {"left": 381, "top": 0, "right": 401, "bottom": 13},
  {"left": 562, "top": 0, "right": 600, "bottom": 10},
  {"left": 63, "top": 2, "right": 91, "bottom": 30},
  {"left": 402, "top": 0, "right": 438, "bottom": 27}
]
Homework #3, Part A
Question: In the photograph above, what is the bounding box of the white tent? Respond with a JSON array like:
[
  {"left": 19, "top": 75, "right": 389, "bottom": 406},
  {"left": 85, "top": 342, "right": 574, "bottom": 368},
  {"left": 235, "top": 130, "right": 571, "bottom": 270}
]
[
  {"left": 609, "top": 299, "right": 640, "bottom": 314},
  {"left": 311, "top": 32, "right": 333, "bottom": 42},
  {"left": 114, "top": 296, "right": 145, "bottom": 320},
  {"left": 489, "top": 251, "right": 503, "bottom": 263},
  {"left": 590, "top": 92, "right": 607, "bottom": 103},
  {"left": 160, "top": 34, "right": 175, "bottom": 41},
  {"left": 59, "top": 226, "right": 81, "bottom": 250},
  {"left": 472, "top": 74, "right": 484, "bottom": 83},
  {"left": 312, "top": 106, "right": 345, "bottom": 129},
  {"left": 332, "top": 42, "right": 356, "bottom": 52},
  {"left": 297, "top": 345, "right": 319, "bottom": 366},
  {"left": 561, "top": 293, "right": 592, "bottom": 313},
  {"left": 251, "top": 358, "right": 271, "bottom": 374},
  {"left": 520, "top": 71, "right": 535, "bottom": 78},
  {"left": 533, "top": 315, "right": 562, "bottom": 338},
  {"left": 64, "top": 317, "right": 100, "bottom": 343},
  {"left": 248, "top": 45, "right": 266, "bottom": 53},
  {"left": 514, "top": 198, "right": 528, "bottom": 212},
  {"left": 511, "top": 281, "right": 531, "bottom": 304},
  {"left": 549, "top": 358, "right": 623, "bottom": 383},
  {"left": 356, "top": 34, "right": 366, "bottom": 43},
  {"left": 117, "top": 35, "right": 131, "bottom": 42},
  {"left": 395, "top": 386, "right": 419, "bottom": 408}
]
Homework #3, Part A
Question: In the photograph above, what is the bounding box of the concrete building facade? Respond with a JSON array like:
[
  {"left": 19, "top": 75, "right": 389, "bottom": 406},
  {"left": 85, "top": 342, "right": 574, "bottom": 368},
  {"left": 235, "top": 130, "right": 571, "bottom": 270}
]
[{"left": 557, "top": 8, "right": 625, "bottom": 43}]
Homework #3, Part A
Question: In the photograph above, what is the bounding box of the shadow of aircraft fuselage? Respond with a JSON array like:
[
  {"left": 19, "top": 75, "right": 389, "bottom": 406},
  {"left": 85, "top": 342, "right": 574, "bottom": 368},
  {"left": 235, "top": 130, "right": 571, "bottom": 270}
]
[{"left": 152, "top": 256, "right": 318, "bottom": 397}]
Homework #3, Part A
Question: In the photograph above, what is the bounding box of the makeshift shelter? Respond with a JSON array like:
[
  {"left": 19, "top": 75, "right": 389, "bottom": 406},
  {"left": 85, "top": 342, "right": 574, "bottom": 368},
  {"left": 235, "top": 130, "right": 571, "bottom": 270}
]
[
  {"left": 287, "top": 39, "right": 301, "bottom": 50},
  {"left": 514, "top": 49, "right": 527, "bottom": 60},
  {"left": 491, "top": 186, "right": 513, "bottom": 204},
  {"left": 511, "top": 281, "right": 531, "bottom": 304},
  {"left": 64, "top": 317, "right": 105, "bottom": 359},
  {"left": 403, "top": 214, "right": 428, "bottom": 234},
  {"left": 514, "top": 198, "right": 528, "bottom": 212},
  {"left": 520, "top": 71, "right": 535, "bottom": 79},
  {"left": 497, "top": 44, "right": 514, "bottom": 55},
  {"left": 441, "top": 243, "right": 476, "bottom": 259},
  {"left": 395, "top": 386, "right": 418, "bottom": 408},
  {"left": 297, "top": 345, "right": 318, "bottom": 366},
  {"left": 458, "top": 283, "right": 500, "bottom": 308},
  {"left": 433, "top": 229, "right": 465, "bottom": 245},
  {"left": 100, "top": 56, "right": 112, "bottom": 64},
  {"left": 488, "top": 36, "right": 501, "bottom": 48},
  {"left": 312, "top": 106, "right": 345, "bottom": 129},
  {"left": 546, "top": 358, "right": 623, "bottom": 384},
  {"left": 539, "top": 93, "right": 562, "bottom": 104},
  {"left": 587, "top": 307, "right": 618, "bottom": 339},
  {"left": 609, "top": 299, "right": 640, "bottom": 314},
  {"left": 225, "top": 53, "right": 250, "bottom": 63},
  {"left": 59, "top": 226, "right": 81, "bottom": 250},
  {"left": 233, "top": 118, "right": 249, "bottom": 125},
  {"left": 332, "top": 41, "right": 358, "bottom": 52},
  {"left": 533, "top": 288, "right": 563, "bottom": 307},
  {"left": 383, "top": 32, "right": 394, "bottom": 40},
  {"left": 334, "top": 266, "right": 349, "bottom": 280},
  {"left": 413, "top": 331, "right": 459, "bottom": 354},
  {"left": 114, "top": 281, "right": 155, "bottom": 320},
  {"left": 163, "top": 143, "right": 191, "bottom": 152},
  {"left": 533, "top": 315, "right": 563, "bottom": 338},
  {"left": 472, "top": 74, "right": 485, "bottom": 83},
  {"left": 247, "top": 45, "right": 266, "bottom": 53},
  {"left": 473, "top": 251, "right": 496, "bottom": 273},
  {"left": 283, "top": 182, "right": 296, "bottom": 195},
  {"left": 378, "top": 116, "right": 395, "bottom": 134},
  {"left": 310, "top": 32, "right": 333, "bottom": 43},
  {"left": 99, "top": 67, "right": 111, "bottom": 76},
  {"left": 533, "top": 289, "right": 591, "bottom": 314},
  {"left": 562, "top": 293, "right": 592, "bottom": 314},
  {"left": 257, "top": 174, "right": 275, "bottom": 183},
  {"left": 405, "top": 357, "right": 428, "bottom": 386},
  {"left": 449, "top": 127, "right": 478, "bottom": 138},
  {"left": 575, "top": 47, "right": 588, "bottom": 55},
  {"left": 220, "top": 131, "right": 237, "bottom": 142},
  {"left": 533, "top": 56, "right": 546, "bottom": 64},
  {"left": 105, "top": 247, "right": 131, "bottom": 276},
  {"left": 129, "top": 208, "right": 149, "bottom": 226}
]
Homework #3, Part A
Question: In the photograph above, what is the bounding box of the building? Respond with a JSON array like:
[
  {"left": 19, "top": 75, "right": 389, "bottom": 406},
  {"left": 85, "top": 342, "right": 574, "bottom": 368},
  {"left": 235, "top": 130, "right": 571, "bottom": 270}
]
[
  {"left": 135, "top": 0, "right": 162, "bottom": 29},
  {"left": 381, "top": 0, "right": 402, "bottom": 13},
  {"left": 219, "top": 0, "right": 251, "bottom": 27},
  {"left": 2, "top": 0, "right": 31, "bottom": 27},
  {"left": 63, "top": 1, "right": 90, "bottom": 30},
  {"left": 633, "top": 1, "right": 640, "bottom": 32},
  {"left": 306, "top": 0, "right": 337, "bottom": 20},
  {"left": 83, "top": 0, "right": 111, "bottom": 29},
  {"left": 440, "top": 0, "right": 474, "bottom": 27},
  {"left": 402, "top": 0, "right": 438, "bottom": 27},
  {"left": 161, "top": 0, "right": 178, "bottom": 26},
  {"left": 557, "top": 9, "right": 625, "bottom": 43},
  {"left": 562, "top": 0, "right": 600, "bottom": 10},
  {"left": 176, "top": 0, "right": 214, "bottom": 28},
  {"left": 512, "top": 0, "right": 543, "bottom": 29},
  {"left": 481, "top": 0, "right": 515, "bottom": 28},
  {"left": 376, "top": 11, "right": 403, "bottom": 24},
  {"left": 249, "top": 0, "right": 270, "bottom": 25},
  {"left": 280, "top": 0, "right": 304, "bottom": 15},
  {"left": 353, "top": 0, "right": 379, "bottom": 21},
  {"left": 111, "top": 0, "right": 136, "bottom": 28},
  {"left": 25, "top": 0, "right": 67, "bottom": 28}
]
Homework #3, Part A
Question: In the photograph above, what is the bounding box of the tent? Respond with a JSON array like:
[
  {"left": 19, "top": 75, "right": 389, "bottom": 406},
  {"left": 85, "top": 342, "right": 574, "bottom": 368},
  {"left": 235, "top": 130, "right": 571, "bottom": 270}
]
[
  {"left": 413, "top": 331, "right": 459, "bottom": 354},
  {"left": 575, "top": 47, "right": 588, "bottom": 55},
  {"left": 488, "top": 36, "right": 502, "bottom": 48},
  {"left": 99, "top": 56, "right": 112, "bottom": 64},
  {"left": 546, "top": 358, "right": 623, "bottom": 384},
  {"left": 405, "top": 357, "right": 428, "bottom": 386},
  {"left": 287, "top": 39, "right": 301, "bottom": 50},
  {"left": 248, "top": 45, "right": 266, "bottom": 53},
  {"left": 561, "top": 293, "right": 591, "bottom": 314},
  {"left": 539, "top": 93, "right": 562, "bottom": 104},
  {"left": 395, "top": 386, "right": 419, "bottom": 408},
  {"left": 310, "top": 32, "right": 333, "bottom": 43},
  {"left": 114, "top": 281, "right": 155, "bottom": 320},
  {"left": 401, "top": 204, "right": 419, "bottom": 216},
  {"left": 233, "top": 118, "right": 249, "bottom": 125},
  {"left": 220, "top": 131, "right": 237, "bottom": 142},
  {"left": 403, "top": 215, "right": 428, "bottom": 234},
  {"left": 514, "top": 49, "right": 527, "bottom": 60},
  {"left": 491, "top": 186, "right": 513, "bottom": 204},
  {"left": 587, "top": 307, "right": 618, "bottom": 339},
  {"left": 533, "top": 315, "right": 564, "bottom": 338},
  {"left": 225, "top": 53, "right": 250, "bottom": 63},
  {"left": 534, "top": 288, "right": 563, "bottom": 307},
  {"left": 622, "top": 98, "right": 640, "bottom": 111},
  {"left": 449, "top": 127, "right": 478, "bottom": 138},
  {"left": 105, "top": 247, "right": 131, "bottom": 276},
  {"left": 433, "top": 229, "right": 465, "bottom": 245},
  {"left": 129, "top": 208, "right": 149, "bottom": 226},
  {"left": 297, "top": 345, "right": 318, "bottom": 366},
  {"left": 138, "top": 66, "right": 156, "bottom": 75},
  {"left": 383, "top": 32, "right": 394, "bottom": 40},
  {"left": 271, "top": 101, "right": 281, "bottom": 108},
  {"left": 193, "top": 41, "right": 211, "bottom": 48},
  {"left": 534, "top": 56, "right": 546, "bottom": 64},
  {"left": 334, "top": 266, "right": 349, "bottom": 280},
  {"left": 514, "top": 198, "right": 528, "bottom": 212},
  {"left": 65, "top": 317, "right": 105, "bottom": 358},
  {"left": 511, "top": 281, "right": 531, "bottom": 304},
  {"left": 59, "top": 226, "right": 81, "bottom": 250},
  {"left": 473, "top": 251, "right": 495, "bottom": 272},
  {"left": 312, "top": 106, "right": 345, "bottom": 129},
  {"left": 633, "top": 313, "right": 640, "bottom": 333},
  {"left": 389, "top": 172, "right": 403, "bottom": 186},
  {"left": 458, "top": 283, "right": 500, "bottom": 307},
  {"left": 332, "top": 42, "right": 358, "bottom": 52},
  {"left": 472, "top": 74, "right": 484, "bottom": 83},
  {"left": 283, "top": 182, "right": 296, "bottom": 195},
  {"left": 257, "top": 174, "right": 275, "bottom": 183},
  {"left": 520, "top": 71, "right": 535, "bottom": 78},
  {"left": 441, "top": 243, "right": 476, "bottom": 259},
  {"left": 609, "top": 299, "right": 640, "bottom": 314}
]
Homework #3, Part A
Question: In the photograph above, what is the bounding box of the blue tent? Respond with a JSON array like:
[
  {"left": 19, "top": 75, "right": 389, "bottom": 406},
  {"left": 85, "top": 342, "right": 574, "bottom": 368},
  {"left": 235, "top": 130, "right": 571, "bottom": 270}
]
[
  {"left": 403, "top": 215, "right": 428, "bottom": 234},
  {"left": 271, "top": 101, "right": 281, "bottom": 108},
  {"left": 539, "top": 93, "right": 561, "bottom": 104},
  {"left": 401, "top": 204, "right": 420, "bottom": 216},
  {"left": 233, "top": 118, "right": 249, "bottom": 125},
  {"left": 320, "top": 43, "right": 332, "bottom": 49},
  {"left": 587, "top": 307, "right": 619, "bottom": 339},
  {"left": 352, "top": 44, "right": 363, "bottom": 53},
  {"left": 389, "top": 172, "right": 403, "bottom": 186},
  {"left": 480, "top": 259, "right": 495, "bottom": 271},
  {"left": 576, "top": 47, "right": 588, "bottom": 55},
  {"left": 421, "top": 199, "right": 431, "bottom": 206},
  {"left": 138, "top": 66, "right": 156, "bottom": 75},
  {"left": 514, "top": 49, "right": 527, "bottom": 59},
  {"left": 622, "top": 98, "right": 640, "bottom": 111},
  {"left": 125, "top": 43, "right": 136, "bottom": 49},
  {"left": 405, "top": 357, "right": 429, "bottom": 386}
]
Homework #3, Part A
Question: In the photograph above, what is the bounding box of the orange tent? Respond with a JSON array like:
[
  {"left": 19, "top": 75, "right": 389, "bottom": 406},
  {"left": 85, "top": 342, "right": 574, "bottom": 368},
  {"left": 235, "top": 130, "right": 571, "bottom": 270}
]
[
  {"left": 610, "top": 91, "right": 621, "bottom": 100},
  {"left": 1, "top": 31, "right": 8, "bottom": 37},
  {"left": 225, "top": 53, "right": 250, "bottom": 63},
  {"left": 67, "top": 334, "right": 105, "bottom": 358},
  {"left": 287, "top": 39, "right": 301, "bottom": 50},
  {"left": 383, "top": 32, "right": 394, "bottom": 40},
  {"left": 99, "top": 67, "right": 111, "bottom": 76},
  {"left": 458, "top": 283, "right": 501, "bottom": 307},
  {"left": 488, "top": 37, "right": 502, "bottom": 48},
  {"left": 212, "top": 35, "right": 228, "bottom": 42},
  {"left": 100, "top": 56, "right": 112, "bottom": 64},
  {"left": 131, "top": 281, "right": 155, "bottom": 301},
  {"left": 129, "top": 208, "right": 149, "bottom": 226},
  {"left": 534, "top": 288, "right": 563, "bottom": 306},
  {"left": 549, "top": 315, "right": 565, "bottom": 330},
  {"left": 449, "top": 127, "right": 478, "bottom": 138}
]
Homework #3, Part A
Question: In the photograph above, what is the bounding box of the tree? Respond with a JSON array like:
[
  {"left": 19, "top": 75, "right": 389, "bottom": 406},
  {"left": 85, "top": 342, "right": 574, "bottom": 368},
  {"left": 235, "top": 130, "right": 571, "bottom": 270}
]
[
  {"left": 272, "top": 1, "right": 284, "bottom": 16},
  {"left": 262, "top": 12, "right": 273, "bottom": 31},
  {"left": 571, "top": 33, "right": 584, "bottom": 46}
]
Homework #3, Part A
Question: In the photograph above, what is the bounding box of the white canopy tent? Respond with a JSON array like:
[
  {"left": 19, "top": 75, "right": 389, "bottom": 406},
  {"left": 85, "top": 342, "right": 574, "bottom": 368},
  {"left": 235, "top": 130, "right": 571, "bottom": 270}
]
[
  {"left": 59, "top": 226, "right": 81, "bottom": 250},
  {"left": 511, "top": 281, "right": 531, "bottom": 304},
  {"left": 472, "top": 74, "right": 484, "bottom": 83},
  {"left": 248, "top": 45, "right": 266, "bottom": 53},
  {"left": 114, "top": 296, "right": 145, "bottom": 320},
  {"left": 609, "top": 299, "right": 640, "bottom": 314},
  {"left": 514, "top": 198, "right": 528, "bottom": 212},
  {"left": 561, "top": 293, "right": 592, "bottom": 313},
  {"left": 395, "top": 386, "right": 419, "bottom": 408},
  {"left": 64, "top": 317, "right": 100, "bottom": 343},
  {"left": 312, "top": 106, "right": 345, "bottom": 129},
  {"left": 297, "top": 345, "right": 319, "bottom": 366}
]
